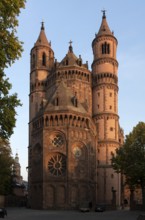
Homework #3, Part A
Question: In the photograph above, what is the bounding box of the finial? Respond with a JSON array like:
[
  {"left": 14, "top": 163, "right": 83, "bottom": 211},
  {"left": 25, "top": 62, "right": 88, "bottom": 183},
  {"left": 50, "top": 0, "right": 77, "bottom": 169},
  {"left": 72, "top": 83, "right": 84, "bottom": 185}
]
[
  {"left": 68, "top": 40, "right": 73, "bottom": 52},
  {"left": 101, "top": 9, "right": 106, "bottom": 18},
  {"left": 69, "top": 40, "right": 72, "bottom": 46},
  {"left": 41, "top": 21, "right": 45, "bottom": 30}
]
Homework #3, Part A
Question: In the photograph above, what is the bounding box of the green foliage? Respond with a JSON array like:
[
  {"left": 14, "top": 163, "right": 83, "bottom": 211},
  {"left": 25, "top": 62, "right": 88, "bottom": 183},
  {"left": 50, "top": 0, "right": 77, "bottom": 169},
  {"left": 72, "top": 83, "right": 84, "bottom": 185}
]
[
  {"left": 0, "top": 89, "right": 22, "bottom": 139},
  {"left": 0, "top": 138, "right": 14, "bottom": 195},
  {"left": 111, "top": 122, "right": 145, "bottom": 189},
  {"left": 0, "top": 0, "right": 26, "bottom": 139},
  {"left": 0, "top": 0, "right": 26, "bottom": 70}
]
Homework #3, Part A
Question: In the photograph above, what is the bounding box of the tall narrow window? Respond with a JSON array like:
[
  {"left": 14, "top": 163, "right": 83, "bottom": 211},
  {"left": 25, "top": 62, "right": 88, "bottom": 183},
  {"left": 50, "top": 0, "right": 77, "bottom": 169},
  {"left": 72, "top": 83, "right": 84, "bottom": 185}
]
[
  {"left": 74, "top": 97, "right": 78, "bottom": 107},
  {"left": 102, "top": 44, "right": 105, "bottom": 54},
  {"left": 55, "top": 97, "right": 59, "bottom": 106},
  {"left": 107, "top": 43, "right": 110, "bottom": 54},
  {"left": 73, "top": 93, "right": 78, "bottom": 107},
  {"left": 101, "top": 42, "right": 110, "bottom": 54},
  {"left": 42, "top": 52, "right": 46, "bottom": 66}
]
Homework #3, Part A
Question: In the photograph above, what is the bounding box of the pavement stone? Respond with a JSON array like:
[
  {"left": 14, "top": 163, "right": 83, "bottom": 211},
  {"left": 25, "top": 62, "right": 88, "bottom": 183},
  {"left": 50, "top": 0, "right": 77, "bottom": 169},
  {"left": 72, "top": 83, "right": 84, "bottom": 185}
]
[{"left": 4, "top": 207, "right": 145, "bottom": 220}]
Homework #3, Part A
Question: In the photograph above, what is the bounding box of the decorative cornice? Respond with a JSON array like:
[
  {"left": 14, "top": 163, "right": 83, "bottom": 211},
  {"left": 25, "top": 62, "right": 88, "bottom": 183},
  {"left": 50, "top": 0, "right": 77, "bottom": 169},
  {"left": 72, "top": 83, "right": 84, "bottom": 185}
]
[
  {"left": 93, "top": 112, "right": 119, "bottom": 120},
  {"left": 92, "top": 81, "right": 118, "bottom": 90},
  {"left": 92, "top": 35, "right": 118, "bottom": 47},
  {"left": 31, "top": 112, "right": 97, "bottom": 136},
  {"left": 46, "top": 68, "right": 92, "bottom": 87},
  {"left": 92, "top": 57, "right": 118, "bottom": 68}
]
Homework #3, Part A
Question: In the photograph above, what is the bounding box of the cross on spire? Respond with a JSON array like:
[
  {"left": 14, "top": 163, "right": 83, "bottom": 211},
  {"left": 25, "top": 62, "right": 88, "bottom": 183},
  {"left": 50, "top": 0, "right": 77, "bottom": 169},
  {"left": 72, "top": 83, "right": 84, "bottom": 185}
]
[
  {"left": 69, "top": 40, "right": 73, "bottom": 47},
  {"left": 41, "top": 20, "right": 45, "bottom": 30},
  {"left": 101, "top": 9, "right": 106, "bottom": 18},
  {"left": 68, "top": 40, "right": 73, "bottom": 52}
]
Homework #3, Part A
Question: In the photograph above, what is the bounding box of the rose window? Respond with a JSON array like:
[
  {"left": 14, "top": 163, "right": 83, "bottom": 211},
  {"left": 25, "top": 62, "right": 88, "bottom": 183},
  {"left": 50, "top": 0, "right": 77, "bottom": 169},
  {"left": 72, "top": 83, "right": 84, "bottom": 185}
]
[
  {"left": 48, "top": 154, "right": 66, "bottom": 176},
  {"left": 51, "top": 135, "right": 64, "bottom": 147}
]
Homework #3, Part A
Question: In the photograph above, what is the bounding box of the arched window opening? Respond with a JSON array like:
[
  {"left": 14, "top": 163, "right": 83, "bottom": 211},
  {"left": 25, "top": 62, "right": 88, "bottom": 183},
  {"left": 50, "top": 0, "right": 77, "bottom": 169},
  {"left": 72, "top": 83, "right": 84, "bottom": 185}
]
[
  {"left": 42, "top": 52, "right": 46, "bottom": 66},
  {"left": 73, "top": 93, "right": 78, "bottom": 107},
  {"left": 107, "top": 43, "right": 110, "bottom": 54},
  {"left": 101, "top": 42, "right": 110, "bottom": 54}
]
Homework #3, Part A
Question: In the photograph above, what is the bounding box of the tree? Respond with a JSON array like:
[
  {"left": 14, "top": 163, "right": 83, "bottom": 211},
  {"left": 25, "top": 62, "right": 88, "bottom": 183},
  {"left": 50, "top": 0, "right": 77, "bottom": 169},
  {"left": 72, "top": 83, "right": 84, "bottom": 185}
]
[
  {"left": 111, "top": 122, "right": 145, "bottom": 209},
  {"left": 0, "top": 138, "right": 14, "bottom": 195},
  {"left": 0, "top": 0, "right": 26, "bottom": 139}
]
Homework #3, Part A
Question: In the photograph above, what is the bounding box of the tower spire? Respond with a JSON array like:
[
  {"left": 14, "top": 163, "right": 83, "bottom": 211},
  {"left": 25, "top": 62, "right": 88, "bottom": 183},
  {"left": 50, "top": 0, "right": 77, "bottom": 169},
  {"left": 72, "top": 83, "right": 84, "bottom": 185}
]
[
  {"left": 96, "top": 10, "right": 113, "bottom": 36},
  {"left": 34, "top": 21, "right": 50, "bottom": 46}
]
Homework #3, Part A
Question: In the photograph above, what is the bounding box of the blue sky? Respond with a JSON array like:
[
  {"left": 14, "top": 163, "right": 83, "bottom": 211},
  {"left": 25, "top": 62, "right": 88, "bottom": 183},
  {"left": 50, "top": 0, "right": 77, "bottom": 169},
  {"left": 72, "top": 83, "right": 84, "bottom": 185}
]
[{"left": 7, "top": 0, "right": 145, "bottom": 180}]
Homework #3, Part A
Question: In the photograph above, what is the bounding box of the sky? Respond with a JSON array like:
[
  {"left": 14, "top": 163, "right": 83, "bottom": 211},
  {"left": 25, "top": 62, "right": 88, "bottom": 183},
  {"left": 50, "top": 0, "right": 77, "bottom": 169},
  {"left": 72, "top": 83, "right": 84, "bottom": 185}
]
[{"left": 6, "top": 0, "right": 145, "bottom": 181}]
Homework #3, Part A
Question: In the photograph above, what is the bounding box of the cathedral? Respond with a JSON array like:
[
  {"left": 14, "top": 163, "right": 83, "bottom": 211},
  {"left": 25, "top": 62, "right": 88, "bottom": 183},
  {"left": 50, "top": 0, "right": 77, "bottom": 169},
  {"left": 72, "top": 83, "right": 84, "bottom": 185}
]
[{"left": 28, "top": 11, "right": 124, "bottom": 209}]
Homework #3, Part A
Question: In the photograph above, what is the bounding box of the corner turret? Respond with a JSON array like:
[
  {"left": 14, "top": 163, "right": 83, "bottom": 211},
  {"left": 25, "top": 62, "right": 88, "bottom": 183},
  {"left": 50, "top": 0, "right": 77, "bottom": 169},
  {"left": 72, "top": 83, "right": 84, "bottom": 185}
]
[{"left": 29, "top": 22, "right": 55, "bottom": 121}]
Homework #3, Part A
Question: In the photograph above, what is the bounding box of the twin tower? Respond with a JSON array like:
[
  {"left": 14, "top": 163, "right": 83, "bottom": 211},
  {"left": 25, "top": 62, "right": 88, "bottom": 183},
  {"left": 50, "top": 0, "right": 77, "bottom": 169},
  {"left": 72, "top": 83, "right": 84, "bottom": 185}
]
[{"left": 28, "top": 12, "right": 123, "bottom": 209}]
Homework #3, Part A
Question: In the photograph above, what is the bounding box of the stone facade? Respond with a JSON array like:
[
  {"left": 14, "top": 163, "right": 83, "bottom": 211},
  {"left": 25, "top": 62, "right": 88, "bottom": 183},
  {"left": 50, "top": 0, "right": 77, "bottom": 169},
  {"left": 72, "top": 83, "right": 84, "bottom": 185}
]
[{"left": 28, "top": 12, "right": 124, "bottom": 209}]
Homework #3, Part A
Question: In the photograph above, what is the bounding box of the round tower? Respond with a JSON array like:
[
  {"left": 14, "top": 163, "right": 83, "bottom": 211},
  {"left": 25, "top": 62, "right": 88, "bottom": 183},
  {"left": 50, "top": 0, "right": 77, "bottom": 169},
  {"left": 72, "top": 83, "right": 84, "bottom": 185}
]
[
  {"left": 29, "top": 22, "right": 54, "bottom": 121},
  {"left": 92, "top": 11, "right": 120, "bottom": 205},
  {"left": 14, "top": 153, "right": 21, "bottom": 177},
  {"left": 28, "top": 24, "right": 55, "bottom": 208}
]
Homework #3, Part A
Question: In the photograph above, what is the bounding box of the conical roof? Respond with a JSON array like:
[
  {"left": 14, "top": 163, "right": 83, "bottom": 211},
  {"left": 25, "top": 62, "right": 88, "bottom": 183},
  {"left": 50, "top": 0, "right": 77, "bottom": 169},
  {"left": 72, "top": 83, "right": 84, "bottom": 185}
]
[
  {"left": 59, "top": 43, "right": 79, "bottom": 67},
  {"left": 97, "top": 11, "right": 113, "bottom": 37},
  {"left": 58, "top": 41, "right": 87, "bottom": 69},
  {"left": 35, "top": 22, "right": 51, "bottom": 47}
]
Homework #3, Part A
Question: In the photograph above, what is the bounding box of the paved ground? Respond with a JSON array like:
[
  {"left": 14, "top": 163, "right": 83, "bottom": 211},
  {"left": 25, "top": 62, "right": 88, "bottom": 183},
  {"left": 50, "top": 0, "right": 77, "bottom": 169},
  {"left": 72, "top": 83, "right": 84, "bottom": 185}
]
[{"left": 4, "top": 207, "right": 145, "bottom": 220}]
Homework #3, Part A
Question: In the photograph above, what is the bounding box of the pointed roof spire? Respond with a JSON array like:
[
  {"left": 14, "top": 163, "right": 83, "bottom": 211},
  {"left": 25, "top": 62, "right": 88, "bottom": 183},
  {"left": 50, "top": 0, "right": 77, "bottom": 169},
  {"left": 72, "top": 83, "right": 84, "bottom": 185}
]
[
  {"left": 97, "top": 10, "right": 113, "bottom": 37},
  {"left": 35, "top": 21, "right": 50, "bottom": 47}
]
